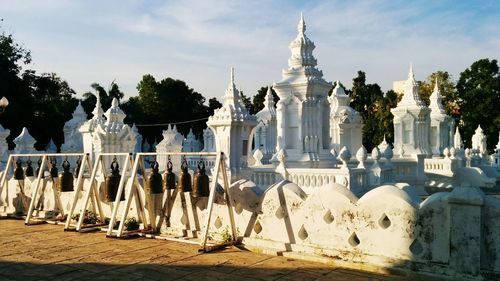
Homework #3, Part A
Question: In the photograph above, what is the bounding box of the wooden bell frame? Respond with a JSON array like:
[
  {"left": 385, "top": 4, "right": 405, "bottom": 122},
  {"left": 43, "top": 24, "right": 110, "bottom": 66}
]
[
  {"left": 106, "top": 151, "right": 237, "bottom": 252},
  {"left": 0, "top": 153, "right": 90, "bottom": 225},
  {"left": 63, "top": 152, "right": 138, "bottom": 232}
]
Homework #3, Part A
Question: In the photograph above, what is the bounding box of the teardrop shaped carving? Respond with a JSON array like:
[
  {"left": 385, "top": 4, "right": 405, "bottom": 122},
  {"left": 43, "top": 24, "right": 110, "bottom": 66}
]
[
  {"left": 180, "top": 213, "right": 188, "bottom": 225},
  {"left": 234, "top": 202, "right": 243, "bottom": 214},
  {"left": 253, "top": 220, "right": 262, "bottom": 234},
  {"left": 323, "top": 209, "right": 334, "bottom": 224},
  {"left": 275, "top": 206, "right": 285, "bottom": 219},
  {"left": 348, "top": 232, "right": 360, "bottom": 247},
  {"left": 298, "top": 225, "right": 308, "bottom": 240},
  {"left": 214, "top": 216, "right": 223, "bottom": 229},
  {"left": 378, "top": 213, "right": 391, "bottom": 229},
  {"left": 410, "top": 239, "right": 423, "bottom": 256}
]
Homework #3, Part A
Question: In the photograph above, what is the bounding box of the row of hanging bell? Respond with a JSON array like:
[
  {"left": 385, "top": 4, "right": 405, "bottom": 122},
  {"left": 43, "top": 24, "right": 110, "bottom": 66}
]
[
  {"left": 13, "top": 159, "right": 35, "bottom": 180},
  {"left": 177, "top": 158, "right": 210, "bottom": 197},
  {"left": 148, "top": 159, "right": 164, "bottom": 194},
  {"left": 58, "top": 159, "right": 74, "bottom": 192},
  {"left": 148, "top": 157, "right": 209, "bottom": 197},
  {"left": 105, "top": 158, "right": 125, "bottom": 202}
]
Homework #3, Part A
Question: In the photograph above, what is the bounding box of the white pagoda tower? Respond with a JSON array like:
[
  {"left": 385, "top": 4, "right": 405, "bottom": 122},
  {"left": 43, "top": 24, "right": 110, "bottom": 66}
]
[
  {"left": 207, "top": 68, "right": 257, "bottom": 177},
  {"left": 329, "top": 81, "right": 363, "bottom": 153},
  {"left": 391, "top": 64, "right": 431, "bottom": 156},
  {"left": 429, "top": 78, "right": 454, "bottom": 156},
  {"left": 254, "top": 86, "right": 277, "bottom": 164},
  {"left": 92, "top": 98, "right": 137, "bottom": 155},
  {"left": 61, "top": 101, "right": 87, "bottom": 152},
  {"left": 79, "top": 94, "right": 106, "bottom": 159},
  {"left": 272, "top": 13, "right": 333, "bottom": 168}
]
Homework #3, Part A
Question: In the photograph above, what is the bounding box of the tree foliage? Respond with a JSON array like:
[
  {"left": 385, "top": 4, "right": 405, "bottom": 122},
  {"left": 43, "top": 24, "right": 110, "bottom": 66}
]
[
  {"left": 456, "top": 58, "right": 500, "bottom": 150},
  {"left": 81, "top": 81, "right": 124, "bottom": 118},
  {"left": 350, "top": 71, "right": 397, "bottom": 151},
  {"left": 0, "top": 28, "right": 77, "bottom": 150},
  {"left": 121, "top": 75, "right": 215, "bottom": 144}
]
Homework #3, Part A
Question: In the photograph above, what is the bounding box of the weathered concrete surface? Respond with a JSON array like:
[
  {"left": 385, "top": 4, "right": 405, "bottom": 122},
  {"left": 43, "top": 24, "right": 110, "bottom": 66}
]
[{"left": 0, "top": 219, "right": 445, "bottom": 280}]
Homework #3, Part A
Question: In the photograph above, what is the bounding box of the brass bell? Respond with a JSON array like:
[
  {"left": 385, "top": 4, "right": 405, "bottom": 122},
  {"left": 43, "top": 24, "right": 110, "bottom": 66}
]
[
  {"left": 105, "top": 158, "right": 125, "bottom": 202},
  {"left": 74, "top": 156, "right": 82, "bottom": 178},
  {"left": 177, "top": 157, "right": 192, "bottom": 192},
  {"left": 192, "top": 160, "right": 209, "bottom": 197},
  {"left": 14, "top": 159, "right": 24, "bottom": 180},
  {"left": 35, "top": 158, "right": 43, "bottom": 177},
  {"left": 148, "top": 159, "right": 164, "bottom": 194},
  {"left": 50, "top": 158, "right": 58, "bottom": 178},
  {"left": 25, "top": 159, "right": 34, "bottom": 177},
  {"left": 163, "top": 156, "right": 176, "bottom": 190},
  {"left": 58, "top": 159, "right": 74, "bottom": 192}
]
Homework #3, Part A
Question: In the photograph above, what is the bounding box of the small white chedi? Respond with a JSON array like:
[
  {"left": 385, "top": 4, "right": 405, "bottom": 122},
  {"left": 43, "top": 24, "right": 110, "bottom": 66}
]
[
  {"left": 61, "top": 101, "right": 86, "bottom": 152},
  {"left": 207, "top": 68, "right": 257, "bottom": 177},
  {"left": 79, "top": 96, "right": 136, "bottom": 159},
  {"left": 13, "top": 127, "right": 36, "bottom": 154},
  {"left": 272, "top": 13, "right": 334, "bottom": 168},
  {"left": 254, "top": 86, "right": 277, "bottom": 164},
  {"left": 391, "top": 64, "right": 431, "bottom": 157}
]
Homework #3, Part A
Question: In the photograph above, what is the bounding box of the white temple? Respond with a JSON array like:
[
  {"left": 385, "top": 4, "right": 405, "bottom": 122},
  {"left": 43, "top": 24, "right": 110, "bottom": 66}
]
[
  {"left": 429, "top": 78, "right": 454, "bottom": 156},
  {"left": 391, "top": 64, "right": 431, "bottom": 157},
  {"left": 471, "top": 125, "right": 487, "bottom": 154},
  {"left": 272, "top": 13, "right": 333, "bottom": 168},
  {"left": 329, "top": 81, "right": 363, "bottom": 153},
  {"left": 156, "top": 124, "right": 184, "bottom": 169},
  {"left": 79, "top": 96, "right": 136, "bottom": 159},
  {"left": 254, "top": 86, "right": 277, "bottom": 164},
  {"left": 182, "top": 128, "right": 202, "bottom": 152},
  {"left": 13, "top": 127, "right": 36, "bottom": 154},
  {"left": 207, "top": 68, "right": 257, "bottom": 177},
  {"left": 61, "top": 102, "right": 87, "bottom": 152}
]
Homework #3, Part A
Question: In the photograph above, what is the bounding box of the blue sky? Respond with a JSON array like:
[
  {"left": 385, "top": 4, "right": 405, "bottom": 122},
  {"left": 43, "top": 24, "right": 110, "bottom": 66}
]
[{"left": 1, "top": 0, "right": 498, "bottom": 101}]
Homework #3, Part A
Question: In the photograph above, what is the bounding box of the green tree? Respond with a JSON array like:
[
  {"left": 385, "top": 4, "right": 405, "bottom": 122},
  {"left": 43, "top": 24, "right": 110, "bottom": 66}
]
[
  {"left": 350, "top": 71, "right": 386, "bottom": 151},
  {"left": 81, "top": 81, "right": 124, "bottom": 118},
  {"left": 23, "top": 72, "right": 78, "bottom": 149},
  {"left": 239, "top": 91, "right": 254, "bottom": 114},
  {"left": 122, "top": 75, "right": 212, "bottom": 144},
  {"left": 0, "top": 28, "right": 33, "bottom": 148},
  {"left": 251, "top": 86, "right": 279, "bottom": 114},
  {"left": 207, "top": 97, "right": 222, "bottom": 116},
  {"left": 456, "top": 58, "right": 500, "bottom": 150}
]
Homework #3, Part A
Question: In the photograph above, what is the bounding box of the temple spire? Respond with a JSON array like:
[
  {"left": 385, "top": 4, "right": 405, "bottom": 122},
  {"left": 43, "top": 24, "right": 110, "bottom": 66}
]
[
  {"left": 429, "top": 77, "right": 445, "bottom": 114},
  {"left": 298, "top": 12, "right": 306, "bottom": 34},
  {"left": 398, "top": 62, "right": 425, "bottom": 107},
  {"left": 92, "top": 92, "right": 104, "bottom": 119},
  {"left": 230, "top": 67, "right": 235, "bottom": 87},
  {"left": 264, "top": 86, "right": 274, "bottom": 108},
  {"left": 408, "top": 62, "right": 415, "bottom": 81}
]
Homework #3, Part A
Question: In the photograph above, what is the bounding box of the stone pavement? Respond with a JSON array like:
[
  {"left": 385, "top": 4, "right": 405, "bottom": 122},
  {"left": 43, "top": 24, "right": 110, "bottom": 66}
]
[{"left": 0, "top": 219, "right": 441, "bottom": 281}]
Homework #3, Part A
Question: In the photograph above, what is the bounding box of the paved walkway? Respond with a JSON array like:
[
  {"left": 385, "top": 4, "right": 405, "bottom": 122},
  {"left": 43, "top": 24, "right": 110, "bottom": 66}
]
[{"left": 0, "top": 219, "right": 436, "bottom": 280}]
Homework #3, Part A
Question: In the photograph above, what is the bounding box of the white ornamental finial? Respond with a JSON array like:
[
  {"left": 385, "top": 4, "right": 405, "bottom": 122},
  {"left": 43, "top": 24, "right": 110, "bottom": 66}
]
[
  {"left": 230, "top": 67, "right": 235, "bottom": 86},
  {"left": 408, "top": 62, "right": 415, "bottom": 80},
  {"left": 434, "top": 77, "right": 439, "bottom": 92},
  {"left": 265, "top": 86, "right": 274, "bottom": 107},
  {"left": 454, "top": 127, "right": 462, "bottom": 149},
  {"left": 92, "top": 92, "right": 104, "bottom": 119},
  {"left": 298, "top": 12, "right": 306, "bottom": 34}
]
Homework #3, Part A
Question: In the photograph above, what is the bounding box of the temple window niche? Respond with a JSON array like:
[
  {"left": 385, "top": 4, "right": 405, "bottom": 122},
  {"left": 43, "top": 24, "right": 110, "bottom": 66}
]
[
  {"left": 285, "top": 99, "right": 299, "bottom": 149},
  {"left": 402, "top": 117, "right": 413, "bottom": 144}
]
